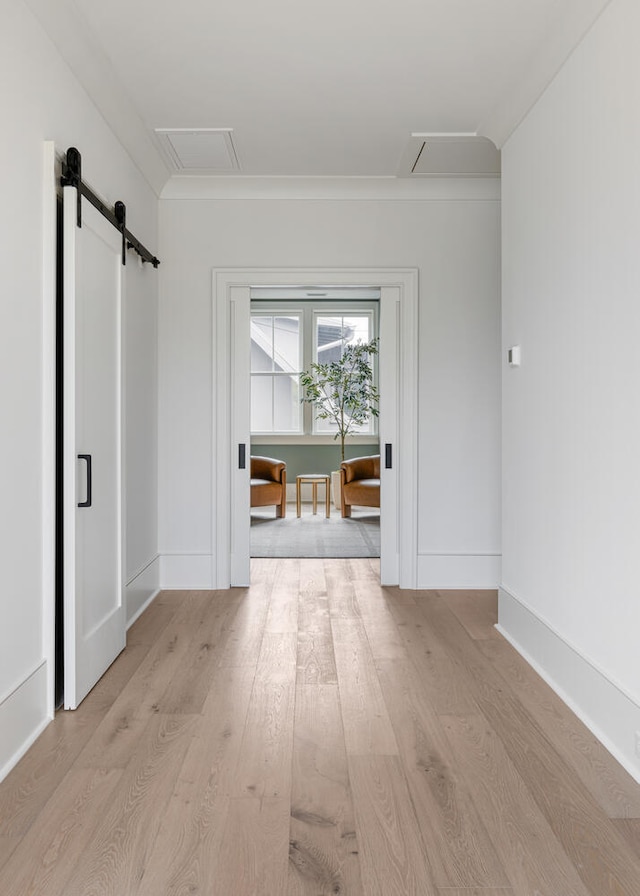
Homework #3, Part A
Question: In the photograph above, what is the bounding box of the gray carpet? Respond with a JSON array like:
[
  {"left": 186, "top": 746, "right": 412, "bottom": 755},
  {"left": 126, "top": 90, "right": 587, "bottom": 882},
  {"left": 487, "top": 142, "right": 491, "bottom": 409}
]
[{"left": 251, "top": 502, "right": 380, "bottom": 558}]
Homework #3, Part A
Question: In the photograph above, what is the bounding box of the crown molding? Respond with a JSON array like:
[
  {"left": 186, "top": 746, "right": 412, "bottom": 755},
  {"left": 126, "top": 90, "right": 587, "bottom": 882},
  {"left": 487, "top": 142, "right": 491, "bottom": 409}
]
[{"left": 160, "top": 176, "right": 501, "bottom": 202}]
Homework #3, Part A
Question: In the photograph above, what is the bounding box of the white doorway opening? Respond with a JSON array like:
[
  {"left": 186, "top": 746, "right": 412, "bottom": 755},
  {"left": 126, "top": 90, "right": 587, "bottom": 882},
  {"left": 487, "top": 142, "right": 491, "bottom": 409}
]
[{"left": 212, "top": 268, "right": 418, "bottom": 589}]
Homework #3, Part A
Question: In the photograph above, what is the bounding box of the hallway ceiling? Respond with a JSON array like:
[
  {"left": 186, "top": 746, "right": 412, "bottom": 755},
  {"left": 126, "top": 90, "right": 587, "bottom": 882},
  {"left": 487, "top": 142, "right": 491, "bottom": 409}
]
[{"left": 26, "top": 0, "right": 610, "bottom": 192}]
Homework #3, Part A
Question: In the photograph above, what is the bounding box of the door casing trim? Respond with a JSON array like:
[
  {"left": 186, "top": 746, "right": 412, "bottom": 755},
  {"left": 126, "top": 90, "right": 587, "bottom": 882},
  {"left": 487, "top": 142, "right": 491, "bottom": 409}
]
[{"left": 212, "top": 267, "right": 418, "bottom": 588}]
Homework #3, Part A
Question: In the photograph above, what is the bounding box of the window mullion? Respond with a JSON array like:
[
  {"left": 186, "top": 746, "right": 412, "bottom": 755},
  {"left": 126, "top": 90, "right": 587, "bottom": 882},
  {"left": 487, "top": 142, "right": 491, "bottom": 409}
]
[{"left": 303, "top": 306, "right": 314, "bottom": 434}]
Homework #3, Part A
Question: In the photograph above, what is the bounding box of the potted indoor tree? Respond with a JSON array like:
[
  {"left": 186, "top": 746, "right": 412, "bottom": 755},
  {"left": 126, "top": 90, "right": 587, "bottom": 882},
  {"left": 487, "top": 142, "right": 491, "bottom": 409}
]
[{"left": 301, "top": 338, "right": 379, "bottom": 506}]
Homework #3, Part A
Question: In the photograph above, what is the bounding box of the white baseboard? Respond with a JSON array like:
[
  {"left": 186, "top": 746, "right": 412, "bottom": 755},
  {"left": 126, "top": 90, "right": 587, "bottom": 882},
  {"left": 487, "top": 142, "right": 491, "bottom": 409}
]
[
  {"left": 126, "top": 555, "right": 161, "bottom": 627},
  {"left": 161, "top": 551, "right": 500, "bottom": 590},
  {"left": 417, "top": 553, "right": 501, "bottom": 588},
  {"left": 0, "top": 661, "right": 51, "bottom": 783},
  {"left": 160, "top": 553, "right": 214, "bottom": 589},
  {"left": 498, "top": 585, "right": 640, "bottom": 784}
]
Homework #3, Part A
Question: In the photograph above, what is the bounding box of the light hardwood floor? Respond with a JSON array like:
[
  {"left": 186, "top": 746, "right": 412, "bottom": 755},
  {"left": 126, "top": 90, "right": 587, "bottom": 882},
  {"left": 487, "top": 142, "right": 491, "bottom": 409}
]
[{"left": 1, "top": 558, "right": 640, "bottom": 895}]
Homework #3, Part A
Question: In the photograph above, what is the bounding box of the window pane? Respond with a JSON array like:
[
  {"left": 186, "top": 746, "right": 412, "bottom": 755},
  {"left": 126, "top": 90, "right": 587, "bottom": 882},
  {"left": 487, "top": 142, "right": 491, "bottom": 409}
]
[
  {"left": 273, "top": 374, "right": 301, "bottom": 432},
  {"left": 251, "top": 376, "right": 273, "bottom": 431},
  {"left": 251, "top": 374, "right": 302, "bottom": 433},
  {"left": 273, "top": 316, "right": 300, "bottom": 373},
  {"left": 316, "top": 314, "right": 371, "bottom": 362},
  {"left": 251, "top": 314, "right": 301, "bottom": 374},
  {"left": 316, "top": 315, "right": 344, "bottom": 363},
  {"left": 251, "top": 317, "right": 273, "bottom": 372},
  {"left": 343, "top": 315, "right": 370, "bottom": 346},
  {"left": 314, "top": 313, "right": 374, "bottom": 435}
]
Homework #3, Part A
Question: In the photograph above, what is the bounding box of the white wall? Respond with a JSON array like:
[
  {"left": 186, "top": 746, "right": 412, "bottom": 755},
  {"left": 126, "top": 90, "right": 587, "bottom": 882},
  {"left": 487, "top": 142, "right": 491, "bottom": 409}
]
[
  {"left": 158, "top": 179, "right": 501, "bottom": 588},
  {"left": 501, "top": 0, "right": 640, "bottom": 779},
  {"left": 123, "top": 256, "right": 160, "bottom": 623},
  {"left": 0, "top": 0, "right": 159, "bottom": 780}
]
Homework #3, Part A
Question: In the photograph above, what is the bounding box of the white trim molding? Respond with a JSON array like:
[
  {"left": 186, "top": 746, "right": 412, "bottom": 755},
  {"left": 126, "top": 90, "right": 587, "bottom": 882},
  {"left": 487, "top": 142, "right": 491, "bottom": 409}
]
[
  {"left": 212, "top": 267, "right": 419, "bottom": 590},
  {"left": 162, "top": 176, "right": 501, "bottom": 202},
  {"left": 498, "top": 585, "right": 640, "bottom": 784},
  {"left": 126, "top": 554, "right": 161, "bottom": 627},
  {"left": 418, "top": 553, "right": 501, "bottom": 589},
  {"left": 42, "top": 142, "right": 57, "bottom": 718},
  {"left": 160, "top": 553, "right": 214, "bottom": 590},
  {"left": 0, "top": 661, "right": 50, "bottom": 783}
]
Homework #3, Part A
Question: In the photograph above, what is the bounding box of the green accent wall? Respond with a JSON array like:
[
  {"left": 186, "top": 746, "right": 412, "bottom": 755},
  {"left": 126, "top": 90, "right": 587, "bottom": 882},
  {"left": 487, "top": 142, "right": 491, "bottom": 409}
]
[{"left": 251, "top": 443, "right": 379, "bottom": 480}]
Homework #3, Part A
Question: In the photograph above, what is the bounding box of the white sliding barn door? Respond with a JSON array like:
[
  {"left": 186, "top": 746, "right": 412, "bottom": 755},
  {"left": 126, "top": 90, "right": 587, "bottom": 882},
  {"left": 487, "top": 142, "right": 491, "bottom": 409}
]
[{"left": 63, "top": 186, "right": 125, "bottom": 709}]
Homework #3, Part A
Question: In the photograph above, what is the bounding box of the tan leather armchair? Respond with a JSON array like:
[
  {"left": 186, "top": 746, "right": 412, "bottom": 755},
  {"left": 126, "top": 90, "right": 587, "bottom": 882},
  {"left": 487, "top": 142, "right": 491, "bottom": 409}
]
[
  {"left": 250, "top": 455, "right": 287, "bottom": 518},
  {"left": 340, "top": 455, "right": 380, "bottom": 518}
]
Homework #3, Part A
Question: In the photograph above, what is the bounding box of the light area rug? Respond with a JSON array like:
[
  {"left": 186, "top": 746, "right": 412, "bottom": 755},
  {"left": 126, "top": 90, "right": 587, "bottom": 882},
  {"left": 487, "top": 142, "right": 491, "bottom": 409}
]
[{"left": 251, "top": 502, "right": 380, "bottom": 558}]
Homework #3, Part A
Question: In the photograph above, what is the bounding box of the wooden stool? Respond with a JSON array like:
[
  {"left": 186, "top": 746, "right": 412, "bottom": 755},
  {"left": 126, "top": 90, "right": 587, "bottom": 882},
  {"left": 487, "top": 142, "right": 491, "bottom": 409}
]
[{"left": 296, "top": 474, "right": 330, "bottom": 518}]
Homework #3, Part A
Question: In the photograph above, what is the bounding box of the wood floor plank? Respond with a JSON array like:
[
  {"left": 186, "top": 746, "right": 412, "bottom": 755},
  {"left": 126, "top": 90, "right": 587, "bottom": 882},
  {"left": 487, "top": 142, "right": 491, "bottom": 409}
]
[
  {"left": 231, "top": 673, "right": 295, "bottom": 798},
  {"left": 0, "top": 594, "right": 180, "bottom": 857},
  {"left": 0, "top": 768, "right": 122, "bottom": 896},
  {"left": 359, "top": 615, "right": 407, "bottom": 660},
  {"left": 441, "top": 713, "right": 592, "bottom": 896},
  {"left": 352, "top": 576, "right": 400, "bottom": 623},
  {"left": 125, "top": 589, "right": 184, "bottom": 649},
  {"left": 288, "top": 683, "right": 363, "bottom": 895},
  {"left": 377, "top": 658, "right": 509, "bottom": 889},
  {"left": 217, "top": 583, "right": 271, "bottom": 667},
  {"left": 325, "top": 560, "right": 362, "bottom": 618},
  {"left": 215, "top": 797, "right": 291, "bottom": 896},
  {"left": 0, "top": 837, "right": 21, "bottom": 874},
  {"left": 62, "top": 713, "right": 198, "bottom": 896},
  {"left": 386, "top": 598, "right": 478, "bottom": 714},
  {"left": 265, "top": 559, "right": 300, "bottom": 633},
  {"left": 435, "top": 890, "right": 514, "bottom": 895},
  {"left": 134, "top": 665, "right": 256, "bottom": 896},
  {"left": 439, "top": 589, "right": 501, "bottom": 641},
  {"left": 158, "top": 590, "right": 243, "bottom": 713},
  {"left": 76, "top": 591, "right": 214, "bottom": 767},
  {"left": 0, "top": 703, "right": 107, "bottom": 842},
  {"left": 2, "top": 568, "right": 640, "bottom": 896},
  {"left": 479, "top": 637, "right": 640, "bottom": 819},
  {"left": 331, "top": 617, "right": 398, "bottom": 756},
  {"left": 250, "top": 557, "right": 279, "bottom": 583},
  {"left": 297, "top": 560, "right": 337, "bottom": 685},
  {"left": 257, "top": 631, "right": 298, "bottom": 678},
  {"left": 296, "top": 630, "right": 338, "bottom": 685},
  {"left": 80, "top": 640, "right": 152, "bottom": 714},
  {"left": 414, "top": 593, "right": 640, "bottom": 896},
  {"left": 298, "top": 590, "right": 331, "bottom": 633},
  {"left": 344, "top": 557, "right": 381, "bottom": 587},
  {"left": 83, "top": 591, "right": 184, "bottom": 714},
  {"left": 349, "top": 754, "right": 437, "bottom": 895},
  {"left": 297, "top": 558, "right": 329, "bottom": 634},
  {"left": 613, "top": 819, "right": 640, "bottom": 861}
]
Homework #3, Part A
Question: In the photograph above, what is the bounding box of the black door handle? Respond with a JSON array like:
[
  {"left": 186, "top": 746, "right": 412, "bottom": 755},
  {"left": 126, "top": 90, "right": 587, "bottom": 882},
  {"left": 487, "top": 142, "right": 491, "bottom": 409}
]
[
  {"left": 238, "top": 443, "right": 246, "bottom": 469},
  {"left": 385, "top": 443, "right": 392, "bottom": 469},
  {"left": 78, "top": 454, "right": 92, "bottom": 507}
]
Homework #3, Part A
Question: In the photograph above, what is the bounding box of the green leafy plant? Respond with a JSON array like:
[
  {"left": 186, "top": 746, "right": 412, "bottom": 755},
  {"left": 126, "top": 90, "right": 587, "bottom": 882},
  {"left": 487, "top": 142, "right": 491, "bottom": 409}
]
[{"left": 301, "top": 338, "right": 379, "bottom": 462}]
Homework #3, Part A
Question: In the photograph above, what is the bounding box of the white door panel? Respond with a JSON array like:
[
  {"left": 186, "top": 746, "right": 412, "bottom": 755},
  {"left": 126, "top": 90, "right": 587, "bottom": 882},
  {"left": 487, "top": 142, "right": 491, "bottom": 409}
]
[
  {"left": 230, "top": 286, "right": 251, "bottom": 586},
  {"left": 63, "top": 186, "right": 125, "bottom": 709},
  {"left": 379, "top": 287, "right": 400, "bottom": 584}
]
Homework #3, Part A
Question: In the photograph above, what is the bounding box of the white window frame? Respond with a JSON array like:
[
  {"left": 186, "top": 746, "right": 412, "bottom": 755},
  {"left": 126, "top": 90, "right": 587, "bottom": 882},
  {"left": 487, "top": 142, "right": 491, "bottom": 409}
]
[{"left": 250, "top": 300, "right": 379, "bottom": 443}]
